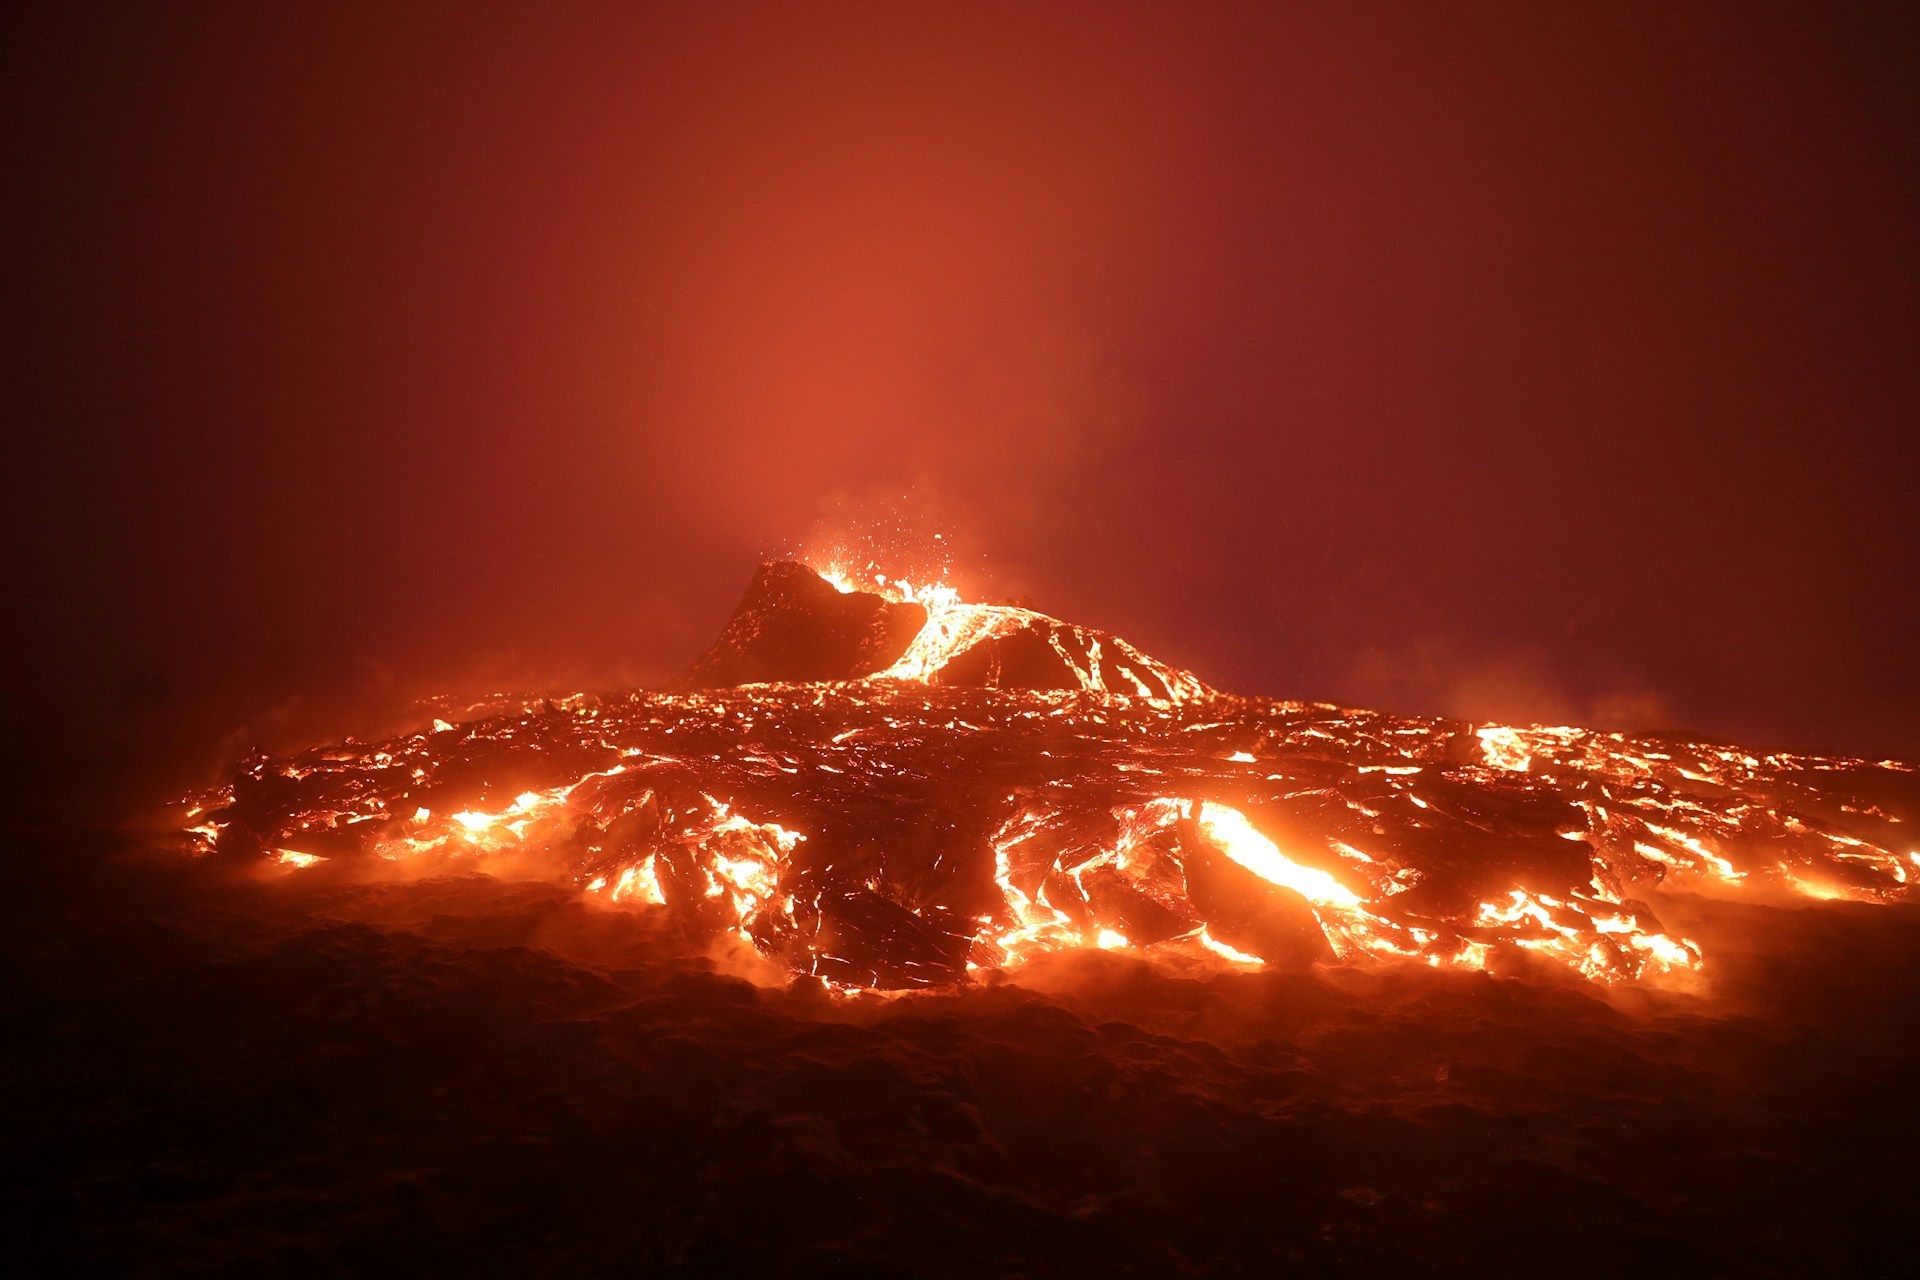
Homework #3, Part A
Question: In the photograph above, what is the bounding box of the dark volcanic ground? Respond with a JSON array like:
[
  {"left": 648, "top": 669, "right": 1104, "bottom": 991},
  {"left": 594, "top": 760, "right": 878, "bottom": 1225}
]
[{"left": 7, "top": 810, "right": 1918, "bottom": 1277}]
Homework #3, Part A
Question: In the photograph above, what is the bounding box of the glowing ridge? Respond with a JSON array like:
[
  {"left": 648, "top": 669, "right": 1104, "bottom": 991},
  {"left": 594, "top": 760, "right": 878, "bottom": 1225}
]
[{"left": 815, "top": 562, "right": 1208, "bottom": 703}]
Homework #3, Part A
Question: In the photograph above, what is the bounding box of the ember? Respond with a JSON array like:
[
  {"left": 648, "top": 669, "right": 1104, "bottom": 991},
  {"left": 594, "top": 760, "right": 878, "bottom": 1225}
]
[{"left": 182, "top": 561, "right": 1918, "bottom": 991}]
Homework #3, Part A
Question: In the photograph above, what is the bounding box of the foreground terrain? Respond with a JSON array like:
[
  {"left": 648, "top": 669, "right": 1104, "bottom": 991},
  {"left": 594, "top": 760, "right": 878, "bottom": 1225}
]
[{"left": 7, "top": 830, "right": 1917, "bottom": 1275}]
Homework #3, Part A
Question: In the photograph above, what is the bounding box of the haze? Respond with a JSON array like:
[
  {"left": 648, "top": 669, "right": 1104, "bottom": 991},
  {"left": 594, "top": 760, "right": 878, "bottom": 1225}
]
[{"left": 8, "top": 1, "right": 1916, "bottom": 799}]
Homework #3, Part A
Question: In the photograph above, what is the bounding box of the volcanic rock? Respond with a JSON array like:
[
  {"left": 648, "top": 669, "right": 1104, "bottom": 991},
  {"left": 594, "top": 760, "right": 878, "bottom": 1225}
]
[
  {"left": 931, "top": 615, "right": 1199, "bottom": 700},
  {"left": 1176, "top": 812, "right": 1335, "bottom": 968},
  {"left": 679, "top": 561, "right": 1211, "bottom": 701},
  {"left": 803, "top": 890, "right": 976, "bottom": 989},
  {"left": 183, "top": 559, "right": 1920, "bottom": 992},
  {"left": 676, "top": 560, "right": 926, "bottom": 687}
]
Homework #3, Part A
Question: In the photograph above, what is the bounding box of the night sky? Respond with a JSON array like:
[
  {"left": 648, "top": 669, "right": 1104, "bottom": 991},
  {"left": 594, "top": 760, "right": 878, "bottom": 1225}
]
[{"left": 9, "top": 1, "right": 1917, "bottom": 796}]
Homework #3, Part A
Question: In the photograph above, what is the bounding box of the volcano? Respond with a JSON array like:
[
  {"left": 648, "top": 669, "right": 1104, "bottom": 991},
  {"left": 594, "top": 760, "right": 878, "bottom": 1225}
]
[
  {"left": 184, "top": 561, "right": 1919, "bottom": 992},
  {"left": 677, "top": 560, "right": 1212, "bottom": 701}
]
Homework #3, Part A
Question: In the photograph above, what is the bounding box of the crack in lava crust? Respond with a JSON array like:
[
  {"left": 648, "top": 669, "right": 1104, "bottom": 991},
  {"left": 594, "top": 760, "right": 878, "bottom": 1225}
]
[{"left": 178, "top": 566, "right": 1918, "bottom": 993}]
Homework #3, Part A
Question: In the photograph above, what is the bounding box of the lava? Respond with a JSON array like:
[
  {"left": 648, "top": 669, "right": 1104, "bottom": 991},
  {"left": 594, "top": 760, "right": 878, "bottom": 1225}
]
[{"left": 179, "top": 561, "right": 1918, "bottom": 991}]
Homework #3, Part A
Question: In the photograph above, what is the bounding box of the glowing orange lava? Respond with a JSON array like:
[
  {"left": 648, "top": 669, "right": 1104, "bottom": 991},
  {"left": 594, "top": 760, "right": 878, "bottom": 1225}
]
[{"left": 179, "top": 562, "right": 1917, "bottom": 992}]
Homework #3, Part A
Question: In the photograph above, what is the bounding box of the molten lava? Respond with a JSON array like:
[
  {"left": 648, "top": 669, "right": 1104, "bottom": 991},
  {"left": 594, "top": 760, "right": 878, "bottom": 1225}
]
[{"left": 180, "top": 561, "right": 1919, "bottom": 991}]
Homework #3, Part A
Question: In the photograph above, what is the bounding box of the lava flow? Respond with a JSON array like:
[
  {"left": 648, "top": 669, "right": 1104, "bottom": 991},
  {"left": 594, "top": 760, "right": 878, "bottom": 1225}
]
[{"left": 180, "top": 560, "right": 1919, "bottom": 992}]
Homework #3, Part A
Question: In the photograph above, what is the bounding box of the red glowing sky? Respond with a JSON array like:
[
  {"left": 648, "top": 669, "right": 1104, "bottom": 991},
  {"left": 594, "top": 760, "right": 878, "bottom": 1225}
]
[{"left": 7, "top": 2, "right": 1917, "bottom": 784}]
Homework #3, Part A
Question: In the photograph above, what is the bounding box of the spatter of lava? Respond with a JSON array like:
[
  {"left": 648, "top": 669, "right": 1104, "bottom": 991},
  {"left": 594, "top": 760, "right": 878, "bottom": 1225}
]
[{"left": 180, "top": 561, "right": 1918, "bottom": 992}]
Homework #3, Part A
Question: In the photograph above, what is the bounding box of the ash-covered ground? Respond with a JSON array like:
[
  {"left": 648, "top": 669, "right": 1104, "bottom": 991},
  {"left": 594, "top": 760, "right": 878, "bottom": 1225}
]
[{"left": 7, "top": 825, "right": 1918, "bottom": 1276}]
